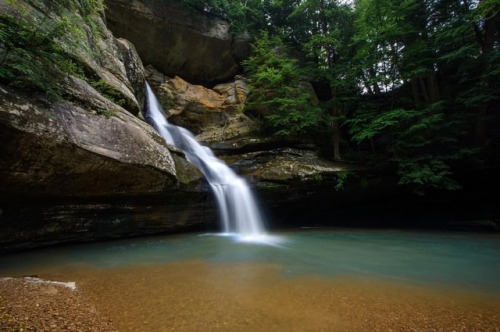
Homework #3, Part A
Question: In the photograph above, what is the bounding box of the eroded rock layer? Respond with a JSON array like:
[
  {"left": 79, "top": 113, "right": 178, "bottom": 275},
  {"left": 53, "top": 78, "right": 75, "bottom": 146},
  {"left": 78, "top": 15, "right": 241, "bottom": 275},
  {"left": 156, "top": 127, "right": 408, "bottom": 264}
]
[{"left": 105, "top": 0, "right": 251, "bottom": 85}]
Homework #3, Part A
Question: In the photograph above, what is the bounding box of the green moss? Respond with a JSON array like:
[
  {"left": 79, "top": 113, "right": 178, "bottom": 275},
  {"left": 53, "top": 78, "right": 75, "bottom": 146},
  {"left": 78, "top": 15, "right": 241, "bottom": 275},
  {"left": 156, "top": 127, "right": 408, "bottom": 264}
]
[
  {"left": 96, "top": 107, "right": 118, "bottom": 118},
  {"left": 158, "top": 90, "right": 177, "bottom": 111},
  {"left": 90, "top": 79, "right": 127, "bottom": 108},
  {"left": 0, "top": 0, "right": 104, "bottom": 100}
]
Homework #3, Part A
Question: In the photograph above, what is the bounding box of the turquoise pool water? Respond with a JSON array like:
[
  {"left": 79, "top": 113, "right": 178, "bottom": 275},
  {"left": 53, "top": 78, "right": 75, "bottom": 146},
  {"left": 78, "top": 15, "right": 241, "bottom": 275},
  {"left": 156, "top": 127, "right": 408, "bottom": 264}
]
[{"left": 1, "top": 228, "right": 499, "bottom": 294}]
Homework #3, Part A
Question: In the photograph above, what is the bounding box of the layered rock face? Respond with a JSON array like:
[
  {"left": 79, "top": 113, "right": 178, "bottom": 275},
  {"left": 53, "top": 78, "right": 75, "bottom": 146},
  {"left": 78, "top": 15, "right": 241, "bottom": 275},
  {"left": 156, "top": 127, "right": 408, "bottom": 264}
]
[
  {"left": 0, "top": 85, "right": 178, "bottom": 197},
  {"left": 0, "top": 2, "right": 160, "bottom": 193},
  {"left": 105, "top": 0, "right": 251, "bottom": 85},
  {"left": 0, "top": 0, "right": 393, "bottom": 252},
  {"left": 146, "top": 66, "right": 258, "bottom": 143},
  {"left": 0, "top": 1, "right": 211, "bottom": 252},
  {"left": 144, "top": 67, "right": 361, "bottom": 222}
]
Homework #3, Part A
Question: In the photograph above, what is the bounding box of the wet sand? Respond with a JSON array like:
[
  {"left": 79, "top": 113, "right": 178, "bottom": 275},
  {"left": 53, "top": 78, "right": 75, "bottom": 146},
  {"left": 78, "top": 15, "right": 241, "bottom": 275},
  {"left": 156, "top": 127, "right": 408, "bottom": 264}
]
[{"left": 21, "top": 260, "right": 498, "bottom": 331}]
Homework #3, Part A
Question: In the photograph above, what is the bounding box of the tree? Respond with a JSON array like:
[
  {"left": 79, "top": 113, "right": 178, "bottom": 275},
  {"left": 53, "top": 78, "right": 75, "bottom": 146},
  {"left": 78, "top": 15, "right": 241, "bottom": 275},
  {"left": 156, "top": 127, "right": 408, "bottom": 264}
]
[
  {"left": 347, "top": 0, "right": 499, "bottom": 193},
  {"left": 177, "top": 0, "right": 498, "bottom": 192},
  {"left": 288, "top": 0, "right": 356, "bottom": 160},
  {"left": 432, "top": 0, "right": 500, "bottom": 145},
  {"left": 177, "top": 0, "right": 268, "bottom": 32},
  {"left": 243, "top": 31, "right": 322, "bottom": 137}
]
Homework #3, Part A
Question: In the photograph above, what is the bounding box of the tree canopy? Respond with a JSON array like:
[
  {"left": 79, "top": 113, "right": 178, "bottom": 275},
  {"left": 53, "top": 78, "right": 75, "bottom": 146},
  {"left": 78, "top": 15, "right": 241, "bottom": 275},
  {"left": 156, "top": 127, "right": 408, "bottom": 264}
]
[{"left": 188, "top": 0, "right": 499, "bottom": 194}]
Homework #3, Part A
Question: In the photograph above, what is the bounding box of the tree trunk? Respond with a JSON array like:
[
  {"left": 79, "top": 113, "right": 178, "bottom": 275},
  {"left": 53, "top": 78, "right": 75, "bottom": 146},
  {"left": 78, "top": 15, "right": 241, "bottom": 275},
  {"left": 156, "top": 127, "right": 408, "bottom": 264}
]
[
  {"left": 411, "top": 77, "right": 421, "bottom": 107},
  {"left": 368, "top": 68, "right": 381, "bottom": 94},
  {"left": 362, "top": 72, "right": 374, "bottom": 95},
  {"left": 426, "top": 70, "right": 440, "bottom": 103},
  {"left": 462, "top": 0, "right": 498, "bottom": 146},
  {"left": 418, "top": 76, "right": 429, "bottom": 102},
  {"left": 331, "top": 85, "right": 342, "bottom": 161}
]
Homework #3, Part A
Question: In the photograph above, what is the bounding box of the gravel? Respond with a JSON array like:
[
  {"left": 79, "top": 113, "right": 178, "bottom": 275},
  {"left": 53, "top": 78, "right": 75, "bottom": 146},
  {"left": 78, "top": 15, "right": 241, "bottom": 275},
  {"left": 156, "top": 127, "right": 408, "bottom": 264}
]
[
  {"left": 0, "top": 277, "right": 117, "bottom": 332},
  {"left": 2, "top": 263, "right": 500, "bottom": 331}
]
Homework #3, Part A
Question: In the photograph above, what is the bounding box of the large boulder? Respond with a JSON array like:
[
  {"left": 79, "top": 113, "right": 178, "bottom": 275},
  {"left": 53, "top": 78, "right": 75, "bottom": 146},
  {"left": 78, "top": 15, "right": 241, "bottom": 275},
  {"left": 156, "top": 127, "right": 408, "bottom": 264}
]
[
  {"left": 0, "top": 0, "right": 146, "bottom": 116},
  {"left": 0, "top": 0, "right": 208, "bottom": 197},
  {"left": 0, "top": 82, "right": 214, "bottom": 252},
  {"left": 105, "top": 0, "right": 251, "bottom": 85},
  {"left": 0, "top": 84, "right": 178, "bottom": 197},
  {"left": 0, "top": 1, "right": 211, "bottom": 252}
]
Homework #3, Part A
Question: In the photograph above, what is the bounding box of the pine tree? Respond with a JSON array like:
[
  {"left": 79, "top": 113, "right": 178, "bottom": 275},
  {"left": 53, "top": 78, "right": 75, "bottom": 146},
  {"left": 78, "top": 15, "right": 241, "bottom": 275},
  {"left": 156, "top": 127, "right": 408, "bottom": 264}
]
[{"left": 243, "top": 31, "right": 322, "bottom": 137}]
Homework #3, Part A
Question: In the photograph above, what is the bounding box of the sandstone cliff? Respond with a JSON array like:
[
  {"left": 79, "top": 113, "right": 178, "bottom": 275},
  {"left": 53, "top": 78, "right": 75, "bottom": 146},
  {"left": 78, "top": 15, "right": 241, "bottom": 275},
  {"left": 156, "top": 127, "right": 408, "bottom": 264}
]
[
  {"left": 105, "top": 0, "right": 251, "bottom": 86},
  {"left": 0, "top": 0, "right": 360, "bottom": 252},
  {"left": 0, "top": 0, "right": 211, "bottom": 251}
]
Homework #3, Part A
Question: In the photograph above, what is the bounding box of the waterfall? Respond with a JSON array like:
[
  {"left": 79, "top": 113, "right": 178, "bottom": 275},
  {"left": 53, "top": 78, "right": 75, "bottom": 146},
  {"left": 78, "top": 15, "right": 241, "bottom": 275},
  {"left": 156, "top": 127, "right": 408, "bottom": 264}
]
[{"left": 145, "top": 82, "right": 277, "bottom": 244}]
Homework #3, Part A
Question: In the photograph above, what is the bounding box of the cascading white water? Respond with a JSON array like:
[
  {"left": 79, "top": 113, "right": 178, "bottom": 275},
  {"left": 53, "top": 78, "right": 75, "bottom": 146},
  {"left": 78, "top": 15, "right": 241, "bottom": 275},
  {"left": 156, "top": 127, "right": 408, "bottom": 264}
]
[{"left": 145, "top": 82, "right": 277, "bottom": 243}]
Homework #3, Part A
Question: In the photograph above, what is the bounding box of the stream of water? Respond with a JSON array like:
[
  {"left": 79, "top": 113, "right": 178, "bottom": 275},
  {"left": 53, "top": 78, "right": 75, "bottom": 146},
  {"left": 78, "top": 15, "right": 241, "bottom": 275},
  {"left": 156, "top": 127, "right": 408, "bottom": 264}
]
[{"left": 145, "top": 82, "right": 279, "bottom": 244}]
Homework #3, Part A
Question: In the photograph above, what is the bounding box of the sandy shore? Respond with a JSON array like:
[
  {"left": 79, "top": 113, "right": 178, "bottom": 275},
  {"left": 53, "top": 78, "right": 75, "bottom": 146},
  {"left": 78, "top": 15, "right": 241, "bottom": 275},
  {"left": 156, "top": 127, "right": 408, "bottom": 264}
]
[
  {"left": 0, "top": 277, "right": 117, "bottom": 332},
  {"left": 2, "top": 261, "right": 499, "bottom": 331}
]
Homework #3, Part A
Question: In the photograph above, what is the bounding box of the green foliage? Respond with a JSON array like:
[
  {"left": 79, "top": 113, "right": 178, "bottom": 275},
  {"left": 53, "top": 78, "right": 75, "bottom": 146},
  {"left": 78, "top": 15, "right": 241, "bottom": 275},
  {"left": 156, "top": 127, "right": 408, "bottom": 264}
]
[
  {"left": 351, "top": 0, "right": 498, "bottom": 193},
  {"left": 243, "top": 32, "right": 322, "bottom": 136},
  {"left": 0, "top": 0, "right": 104, "bottom": 99},
  {"left": 397, "top": 159, "right": 461, "bottom": 195},
  {"left": 95, "top": 107, "right": 118, "bottom": 118},
  {"left": 0, "top": 10, "right": 68, "bottom": 98},
  {"left": 334, "top": 172, "right": 350, "bottom": 191},
  {"left": 235, "top": 0, "right": 498, "bottom": 193},
  {"left": 226, "top": 0, "right": 497, "bottom": 193},
  {"left": 347, "top": 108, "right": 412, "bottom": 143},
  {"left": 346, "top": 99, "right": 475, "bottom": 194},
  {"left": 176, "top": 0, "right": 266, "bottom": 33}
]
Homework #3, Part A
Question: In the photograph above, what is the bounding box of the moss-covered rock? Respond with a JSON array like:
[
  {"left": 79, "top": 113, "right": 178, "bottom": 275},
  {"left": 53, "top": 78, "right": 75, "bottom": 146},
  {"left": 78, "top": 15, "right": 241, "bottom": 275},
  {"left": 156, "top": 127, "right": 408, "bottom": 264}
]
[
  {"left": 0, "top": 0, "right": 145, "bottom": 115},
  {"left": 0, "top": 1, "right": 217, "bottom": 251}
]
